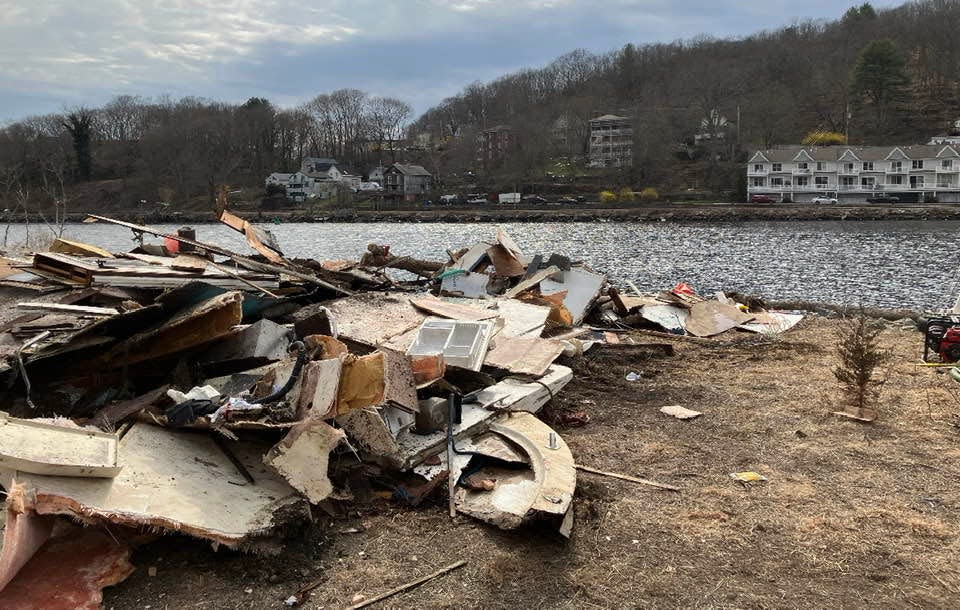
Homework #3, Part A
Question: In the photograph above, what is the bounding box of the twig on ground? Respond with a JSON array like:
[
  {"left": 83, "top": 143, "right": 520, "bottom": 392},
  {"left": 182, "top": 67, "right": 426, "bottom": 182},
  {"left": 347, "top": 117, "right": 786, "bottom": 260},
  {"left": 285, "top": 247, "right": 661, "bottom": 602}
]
[
  {"left": 576, "top": 464, "right": 680, "bottom": 491},
  {"left": 347, "top": 560, "right": 467, "bottom": 609}
]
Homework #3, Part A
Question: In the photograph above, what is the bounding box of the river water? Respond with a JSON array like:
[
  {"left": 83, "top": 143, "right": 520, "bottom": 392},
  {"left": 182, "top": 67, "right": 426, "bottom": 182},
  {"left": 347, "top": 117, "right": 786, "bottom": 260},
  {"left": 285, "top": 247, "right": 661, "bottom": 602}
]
[{"left": 7, "top": 220, "right": 959, "bottom": 310}]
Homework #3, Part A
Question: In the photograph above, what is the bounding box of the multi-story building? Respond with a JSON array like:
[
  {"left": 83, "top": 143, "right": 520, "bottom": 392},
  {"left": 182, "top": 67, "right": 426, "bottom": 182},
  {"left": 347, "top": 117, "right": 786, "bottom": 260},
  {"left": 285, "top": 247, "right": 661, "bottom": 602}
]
[
  {"left": 476, "top": 125, "right": 515, "bottom": 171},
  {"left": 383, "top": 163, "right": 433, "bottom": 201},
  {"left": 589, "top": 114, "right": 633, "bottom": 168},
  {"left": 746, "top": 145, "right": 960, "bottom": 203}
]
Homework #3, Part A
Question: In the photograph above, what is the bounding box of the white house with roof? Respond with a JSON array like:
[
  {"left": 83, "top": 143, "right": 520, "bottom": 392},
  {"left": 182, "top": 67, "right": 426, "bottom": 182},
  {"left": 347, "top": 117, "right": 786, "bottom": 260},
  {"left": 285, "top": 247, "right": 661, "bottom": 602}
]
[
  {"left": 747, "top": 144, "right": 960, "bottom": 203},
  {"left": 265, "top": 171, "right": 317, "bottom": 202}
]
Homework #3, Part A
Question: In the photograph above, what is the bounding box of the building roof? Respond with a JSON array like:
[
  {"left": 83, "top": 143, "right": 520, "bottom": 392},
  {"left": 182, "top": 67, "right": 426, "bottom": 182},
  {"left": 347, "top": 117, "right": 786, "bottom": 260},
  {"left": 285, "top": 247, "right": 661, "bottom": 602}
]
[
  {"left": 388, "top": 163, "right": 432, "bottom": 176},
  {"left": 590, "top": 114, "right": 630, "bottom": 123},
  {"left": 303, "top": 157, "right": 337, "bottom": 165},
  {"left": 750, "top": 144, "right": 958, "bottom": 163}
]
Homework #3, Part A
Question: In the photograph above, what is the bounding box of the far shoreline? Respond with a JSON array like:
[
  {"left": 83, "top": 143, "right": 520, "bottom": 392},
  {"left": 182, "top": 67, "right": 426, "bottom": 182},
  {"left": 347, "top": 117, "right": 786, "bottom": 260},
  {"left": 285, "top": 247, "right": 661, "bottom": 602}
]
[{"left": 14, "top": 202, "right": 960, "bottom": 225}]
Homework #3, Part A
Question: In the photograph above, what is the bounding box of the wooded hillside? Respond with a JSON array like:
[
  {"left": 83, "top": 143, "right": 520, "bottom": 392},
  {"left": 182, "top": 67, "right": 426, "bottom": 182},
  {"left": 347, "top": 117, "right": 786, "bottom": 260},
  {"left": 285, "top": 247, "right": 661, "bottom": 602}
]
[{"left": 410, "top": 1, "right": 960, "bottom": 192}]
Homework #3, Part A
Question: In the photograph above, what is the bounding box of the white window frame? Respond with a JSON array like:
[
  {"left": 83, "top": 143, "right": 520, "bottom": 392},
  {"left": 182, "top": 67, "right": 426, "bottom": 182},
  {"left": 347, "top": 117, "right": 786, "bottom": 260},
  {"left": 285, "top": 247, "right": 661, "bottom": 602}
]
[
  {"left": 771, "top": 163, "right": 782, "bottom": 172},
  {"left": 912, "top": 160, "right": 925, "bottom": 170},
  {"left": 815, "top": 177, "right": 828, "bottom": 187},
  {"left": 862, "top": 162, "right": 874, "bottom": 171}
]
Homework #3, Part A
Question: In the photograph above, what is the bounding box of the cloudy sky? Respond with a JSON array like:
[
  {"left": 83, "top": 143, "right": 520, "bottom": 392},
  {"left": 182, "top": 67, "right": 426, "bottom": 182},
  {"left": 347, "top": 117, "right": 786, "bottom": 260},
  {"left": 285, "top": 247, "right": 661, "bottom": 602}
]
[{"left": 0, "top": 0, "right": 904, "bottom": 123}]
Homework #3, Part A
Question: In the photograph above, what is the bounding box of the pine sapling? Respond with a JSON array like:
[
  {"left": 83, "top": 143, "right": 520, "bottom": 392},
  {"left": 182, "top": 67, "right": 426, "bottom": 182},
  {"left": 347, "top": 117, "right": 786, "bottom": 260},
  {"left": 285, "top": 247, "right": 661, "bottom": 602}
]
[{"left": 833, "top": 308, "right": 888, "bottom": 420}]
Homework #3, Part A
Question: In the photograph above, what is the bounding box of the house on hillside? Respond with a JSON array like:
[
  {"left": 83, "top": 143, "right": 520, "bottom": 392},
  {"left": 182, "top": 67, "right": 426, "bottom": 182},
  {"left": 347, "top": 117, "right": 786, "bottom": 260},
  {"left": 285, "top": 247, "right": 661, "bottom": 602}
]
[
  {"left": 588, "top": 114, "right": 633, "bottom": 168},
  {"left": 301, "top": 157, "right": 343, "bottom": 182},
  {"left": 368, "top": 165, "right": 386, "bottom": 184},
  {"left": 265, "top": 171, "right": 316, "bottom": 203},
  {"left": 383, "top": 163, "right": 433, "bottom": 201},
  {"left": 746, "top": 144, "right": 960, "bottom": 203},
  {"left": 476, "top": 125, "right": 516, "bottom": 171}
]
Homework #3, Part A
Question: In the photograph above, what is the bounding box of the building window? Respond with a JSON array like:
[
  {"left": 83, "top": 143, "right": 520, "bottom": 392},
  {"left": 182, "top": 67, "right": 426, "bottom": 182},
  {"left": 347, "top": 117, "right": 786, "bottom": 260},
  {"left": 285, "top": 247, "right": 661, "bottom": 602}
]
[
  {"left": 891, "top": 161, "right": 903, "bottom": 172},
  {"left": 862, "top": 162, "right": 874, "bottom": 171},
  {"left": 843, "top": 162, "right": 855, "bottom": 173},
  {"left": 841, "top": 176, "right": 856, "bottom": 187},
  {"left": 815, "top": 177, "right": 828, "bottom": 187},
  {"left": 751, "top": 177, "right": 765, "bottom": 187},
  {"left": 943, "top": 159, "right": 953, "bottom": 169},
  {"left": 753, "top": 164, "right": 763, "bottom": 172},
  {"left": 816, "top": 162, "right": 826, "bottom": 171},
  {"left": 796, "top": 177, "right": 809, "bottom": 186},
  {"left": 797, "top": 162, "right": 808, "bottom": 170},
  {"left": 912, "top": 160, "right": 924, "bottom": 169},
  {"left": 771, "top": 177, "right": 783, "bottom": 187},
  {"left": 861, "top": 177, "right": 875, "bottom": 188},
  {"left": 889, "top": 175, "right": 903, "bottom": 185},
  {"left": 772, "top": 163, "right": 782, "bottom": 172},
  {"left": 938, "top": 177, "right": 951, "bottom": 188},
  {"left": 911, "top": 176, "right": 925, "bottom": 188}
]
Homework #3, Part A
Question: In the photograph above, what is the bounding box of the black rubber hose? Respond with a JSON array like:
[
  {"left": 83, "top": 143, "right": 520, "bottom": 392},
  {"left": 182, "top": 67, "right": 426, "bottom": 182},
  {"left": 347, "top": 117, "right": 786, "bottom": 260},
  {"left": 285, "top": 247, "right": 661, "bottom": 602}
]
[{"left": 253, "top": 341, "right": 307, "bottom": 405}]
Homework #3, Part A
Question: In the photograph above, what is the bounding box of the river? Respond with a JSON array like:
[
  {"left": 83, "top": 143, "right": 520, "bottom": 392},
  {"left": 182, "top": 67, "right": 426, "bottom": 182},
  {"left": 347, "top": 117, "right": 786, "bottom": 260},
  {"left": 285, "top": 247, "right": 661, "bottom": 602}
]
[{"left": 5, "top": 220, "right": 958, "bottom": 310}]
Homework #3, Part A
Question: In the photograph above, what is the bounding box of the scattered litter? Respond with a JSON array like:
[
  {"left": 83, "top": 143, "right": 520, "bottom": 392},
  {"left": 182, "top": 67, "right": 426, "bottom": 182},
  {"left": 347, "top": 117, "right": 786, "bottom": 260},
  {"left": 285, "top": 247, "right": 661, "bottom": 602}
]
[
  {"left": 729, "top": 471, "right": 768, "bottom": 484},
  {"left": 659, "top": 405, "right": 702, "bottom": 420},
  {"left": 625, "top": 371, "right": 642, "bottom": 381}
]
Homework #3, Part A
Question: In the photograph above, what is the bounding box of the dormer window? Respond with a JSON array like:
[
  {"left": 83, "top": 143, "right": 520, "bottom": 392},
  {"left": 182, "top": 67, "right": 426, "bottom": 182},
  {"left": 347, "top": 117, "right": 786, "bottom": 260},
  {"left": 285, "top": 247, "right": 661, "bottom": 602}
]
[{"left": 772, "top": 163, "right": 782, "bottom": 172}]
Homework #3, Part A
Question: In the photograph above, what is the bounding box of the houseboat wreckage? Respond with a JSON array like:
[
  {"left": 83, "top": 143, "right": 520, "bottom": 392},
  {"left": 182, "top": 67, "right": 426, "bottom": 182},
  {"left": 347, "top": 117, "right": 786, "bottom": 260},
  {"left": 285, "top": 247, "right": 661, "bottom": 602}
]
[{"left": 0, "top": 211, "right": 801, "bottom": 606}]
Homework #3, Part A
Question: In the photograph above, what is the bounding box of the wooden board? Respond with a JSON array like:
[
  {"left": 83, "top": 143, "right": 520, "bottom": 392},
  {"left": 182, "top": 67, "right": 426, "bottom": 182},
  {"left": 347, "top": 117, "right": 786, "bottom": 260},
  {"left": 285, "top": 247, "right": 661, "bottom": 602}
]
[
  {"left": 409, "top": 295, "right": 498, "bottom": 321},
  {"left": 0, "top": 412, "right": 120, "bottom": 477}
]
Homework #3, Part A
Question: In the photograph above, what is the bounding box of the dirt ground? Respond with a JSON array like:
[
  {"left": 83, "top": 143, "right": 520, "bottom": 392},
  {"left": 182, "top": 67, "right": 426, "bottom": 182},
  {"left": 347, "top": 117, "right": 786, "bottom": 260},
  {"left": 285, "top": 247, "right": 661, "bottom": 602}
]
[{"left": 84, "top": 316, "right": 960, "bottom": 608}]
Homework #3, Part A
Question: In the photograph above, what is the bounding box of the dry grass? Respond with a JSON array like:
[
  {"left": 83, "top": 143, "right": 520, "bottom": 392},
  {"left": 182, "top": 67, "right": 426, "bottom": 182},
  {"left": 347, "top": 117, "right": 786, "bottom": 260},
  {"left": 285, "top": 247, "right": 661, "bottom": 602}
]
[{"left": 103, "top": 316, "right": 960, "bottom": 608}]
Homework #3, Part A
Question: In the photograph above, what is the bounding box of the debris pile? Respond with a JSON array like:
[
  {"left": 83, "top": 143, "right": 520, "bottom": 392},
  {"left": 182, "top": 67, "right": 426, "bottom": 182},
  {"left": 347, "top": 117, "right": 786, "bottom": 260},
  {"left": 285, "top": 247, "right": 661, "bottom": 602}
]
[
  {"left": 603, "top": 281, "right": 803, "bottom": 337},
  {"left": 0, "top": 211, "right": 802, "bottom": 604},
  {"left": 0, "top": 213, "right": 596, "bottom": 604}
]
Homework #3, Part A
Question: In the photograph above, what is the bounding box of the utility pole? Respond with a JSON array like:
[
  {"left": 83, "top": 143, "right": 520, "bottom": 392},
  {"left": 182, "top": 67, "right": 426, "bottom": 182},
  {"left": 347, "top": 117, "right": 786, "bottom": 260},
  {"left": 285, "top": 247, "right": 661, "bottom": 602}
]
[{"left": 845, "top": 102, "right": 851, "bottom": 144}]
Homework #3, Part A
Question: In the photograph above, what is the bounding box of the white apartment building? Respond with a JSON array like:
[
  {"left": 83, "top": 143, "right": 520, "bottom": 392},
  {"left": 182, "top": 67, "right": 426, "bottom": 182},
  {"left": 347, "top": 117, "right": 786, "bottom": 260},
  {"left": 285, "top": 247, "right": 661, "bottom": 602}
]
[
  {"left": 589, "top": 114, "right": 633, "bottom": 168},
  {"left": 747, "top": 145, "right": 960, "bottom": 203}
]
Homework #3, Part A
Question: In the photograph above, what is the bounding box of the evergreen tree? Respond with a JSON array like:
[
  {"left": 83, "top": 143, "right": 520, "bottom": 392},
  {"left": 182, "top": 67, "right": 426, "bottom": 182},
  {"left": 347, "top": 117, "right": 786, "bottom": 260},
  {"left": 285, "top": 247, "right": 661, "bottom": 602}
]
[{"left": 850, "top": 39, "right": 909, "bottom": 132}]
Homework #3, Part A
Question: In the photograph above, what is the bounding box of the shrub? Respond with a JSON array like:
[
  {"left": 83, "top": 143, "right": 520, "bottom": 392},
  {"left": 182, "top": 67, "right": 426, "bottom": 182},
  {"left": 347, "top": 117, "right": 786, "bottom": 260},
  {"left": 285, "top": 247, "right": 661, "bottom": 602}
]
[
  {"left": 802, "top": 130, "right": 847, "bottom": 146},
  {"left": 618, "top": 187, "right": 636, "bottom": 202},
  {"left": 599, "top": 190, "right": 618, "bottom": 203},
  {"left": 639, "top": 187, "right": 659, "bottom": 202},
  {"left": 833, "top": 307, "right": 889, "bottom": 420}
]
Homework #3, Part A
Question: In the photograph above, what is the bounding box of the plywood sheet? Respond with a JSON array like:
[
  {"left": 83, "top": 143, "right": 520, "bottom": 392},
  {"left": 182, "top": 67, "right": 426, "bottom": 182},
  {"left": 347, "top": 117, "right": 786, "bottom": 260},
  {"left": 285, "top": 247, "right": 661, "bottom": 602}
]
[
  {"left": 495, "top": 299, "right": 551, "bottom": 338},
  {"left": 484, "top": 336, "right": 564, "bottom": 376},
  {"left": 684, "top": 300, "right": 754, "bottom": 337}
]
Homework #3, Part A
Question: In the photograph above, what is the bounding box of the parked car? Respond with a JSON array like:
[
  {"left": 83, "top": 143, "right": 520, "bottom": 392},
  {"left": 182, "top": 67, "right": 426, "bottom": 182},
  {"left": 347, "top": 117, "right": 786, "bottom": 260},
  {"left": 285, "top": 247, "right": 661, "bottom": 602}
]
[
  {"left": 439, "top": 194, "right": 459, "bottom": 205},
  {"left": 522, "top": 195, "right": 548, "bottom": 204},
  {"left": 811, "top": 195, "right": 838, "bottom": 205},
  {"left": 749, "top": 194, "right": 776, "bottom": 203},
  {"left": 866, "top": 195, "right": 900, "bottom": 203},
  {"left": 466, "top": 197, "right": 488, "bottom": 205},
  {"left": 558, "top": 196, "right": 578, "bottom": 204}
]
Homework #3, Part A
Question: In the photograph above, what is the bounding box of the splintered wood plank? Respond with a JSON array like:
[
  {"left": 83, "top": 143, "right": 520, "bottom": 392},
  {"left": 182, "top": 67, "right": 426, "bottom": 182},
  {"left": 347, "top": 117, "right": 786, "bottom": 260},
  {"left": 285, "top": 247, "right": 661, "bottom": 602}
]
[{"left": 16, "top": 303, "right": 118, "bottom": 317}]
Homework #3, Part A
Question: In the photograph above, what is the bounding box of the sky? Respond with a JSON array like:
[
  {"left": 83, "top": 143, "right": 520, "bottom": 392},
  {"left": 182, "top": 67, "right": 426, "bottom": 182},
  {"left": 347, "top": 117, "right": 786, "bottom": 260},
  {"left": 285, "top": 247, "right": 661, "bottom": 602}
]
[{"left": 0, "top": 0, "right": 906, "bottom": 124}]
